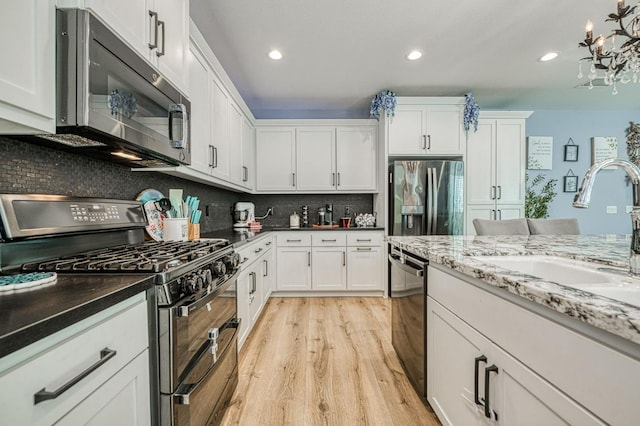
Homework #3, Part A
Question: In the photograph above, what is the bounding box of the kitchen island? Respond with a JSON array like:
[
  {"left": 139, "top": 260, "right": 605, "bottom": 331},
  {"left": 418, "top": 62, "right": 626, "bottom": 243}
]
[{"left": 388, "top": 234, "right": 640, "bottom": 425}]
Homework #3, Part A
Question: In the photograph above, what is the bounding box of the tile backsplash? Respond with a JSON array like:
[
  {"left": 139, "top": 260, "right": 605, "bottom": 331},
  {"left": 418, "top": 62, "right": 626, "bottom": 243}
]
[{"left": 0, "top": 137, "right": 374, "bottom": 232}]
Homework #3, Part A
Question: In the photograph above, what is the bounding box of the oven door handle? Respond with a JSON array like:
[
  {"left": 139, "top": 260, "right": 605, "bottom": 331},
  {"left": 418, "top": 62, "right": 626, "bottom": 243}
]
[
  {"left": 173, "top": 319, "right": 240, "bottom": 405},
  {"left": 176, "top": 269, "right": 240, "bottom": 317}
]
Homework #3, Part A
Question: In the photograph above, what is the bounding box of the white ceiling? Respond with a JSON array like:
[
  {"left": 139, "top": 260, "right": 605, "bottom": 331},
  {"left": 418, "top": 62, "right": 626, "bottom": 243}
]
[{"left": 190, "top": 0, "right": 640, "bottom": 119}]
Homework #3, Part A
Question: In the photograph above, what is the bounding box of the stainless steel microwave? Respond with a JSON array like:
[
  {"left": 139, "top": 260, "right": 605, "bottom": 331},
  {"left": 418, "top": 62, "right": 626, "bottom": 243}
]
[{"left": 23, "top": 9, "right": 191, "bottom": 167}]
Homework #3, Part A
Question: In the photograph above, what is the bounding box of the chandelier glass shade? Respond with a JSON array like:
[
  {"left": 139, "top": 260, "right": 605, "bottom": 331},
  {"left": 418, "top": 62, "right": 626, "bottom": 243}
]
[{"left": 578, "top": 0, "right": 640, "bottom": 94}]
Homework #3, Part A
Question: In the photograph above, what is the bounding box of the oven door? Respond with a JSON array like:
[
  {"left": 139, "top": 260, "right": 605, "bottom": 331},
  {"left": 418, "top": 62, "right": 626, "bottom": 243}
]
[
  {"left": 166, "top": 320, "right": 239, "bottom": 426},
  {"left": 158, "top": 271, "right": 238, "bottom": 394}
]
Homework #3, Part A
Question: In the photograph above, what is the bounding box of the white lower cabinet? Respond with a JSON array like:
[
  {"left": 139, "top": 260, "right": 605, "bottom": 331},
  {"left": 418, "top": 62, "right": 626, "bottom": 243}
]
[
  {"left": 236, "top": 235, "right": 274, "bottom": 350},
  {"left": 427, "top": 265, "right": 639, "bottom": 425},
  {"left": 275, "top": 231, "right": 383, "bottom": 293},
  {"left": 0, "top": 294, "right": 150, "bottom": 426},
  {"left": 427, "top": 297, "right": 603, "bottom": 426}
]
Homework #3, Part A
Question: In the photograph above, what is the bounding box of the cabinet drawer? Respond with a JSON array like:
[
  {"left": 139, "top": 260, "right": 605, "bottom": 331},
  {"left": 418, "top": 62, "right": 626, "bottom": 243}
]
[
  {"left": 277, "top": 232, "right": 311, "bottom": 246},
  {"left": 312, "top": 232, "right": 346, "bottom": 247},
  {"left": 346, "top": 231, "right": 382, "bottom": 246},
  {"left": 237, "top": 235, "right": 275, "bottom": 269},
  {"left": 0, "top": 298, "right": 149, "bottom": 426}
]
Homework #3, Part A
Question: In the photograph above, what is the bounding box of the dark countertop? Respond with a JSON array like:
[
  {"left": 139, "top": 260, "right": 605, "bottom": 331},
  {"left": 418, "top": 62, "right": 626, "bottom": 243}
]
[{"left": 0, "top": 273, "right": 154, "bottom": 359}]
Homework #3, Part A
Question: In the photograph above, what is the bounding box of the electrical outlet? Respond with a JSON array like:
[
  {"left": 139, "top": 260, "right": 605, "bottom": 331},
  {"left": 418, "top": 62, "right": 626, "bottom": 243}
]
[
  {"left": 606, "top": 206, "right": 617, "bottom": 214},
  {"left": 627, "top": 205, "right": 634, "bottom": 213},
  {"left": 345, "top": 205, "right": 352, "bottom": 216}
]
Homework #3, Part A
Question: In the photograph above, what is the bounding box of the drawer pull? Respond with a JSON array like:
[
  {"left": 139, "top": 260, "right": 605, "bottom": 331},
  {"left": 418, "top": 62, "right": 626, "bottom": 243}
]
[
  {"left": 321, "top": 239, "right": 337, "bottom": 242},
  {"left": 255, "top": 248, "right": 263, "bottom": 254},
  {"left": 356, "top": 247, "right": 372, "bottom": 251},
  {"left": 34, "top": 347, "right": 117, "bottom": 405},
  {"left": 287, "top": 239, "right": 302, "bottom": 243},
  {"left": 356, "top": 238, "right": 372, "bottom": 242}
]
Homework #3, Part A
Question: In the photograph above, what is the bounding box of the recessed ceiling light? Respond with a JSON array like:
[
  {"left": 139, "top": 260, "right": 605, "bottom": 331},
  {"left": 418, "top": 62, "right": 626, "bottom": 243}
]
[
  {"left": 406, "top": 50, "right": 423, "bottom": 61},
  {"left": 539, "top": 52, "right": 559, "bottom": 62},
  {"left": 268, "top": 50, "right": 283, "bottom": 60}
]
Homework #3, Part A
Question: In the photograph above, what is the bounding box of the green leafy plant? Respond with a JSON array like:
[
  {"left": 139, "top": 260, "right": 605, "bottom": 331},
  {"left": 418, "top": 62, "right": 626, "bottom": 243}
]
[{"left": 525, "top": 174, "right": 557, "bottom": 218}]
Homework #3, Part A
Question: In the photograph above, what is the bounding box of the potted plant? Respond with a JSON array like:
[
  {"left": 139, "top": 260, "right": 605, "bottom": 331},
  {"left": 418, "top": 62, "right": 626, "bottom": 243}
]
[{"left": 525, "top": 173, "right": 557, "bottom": 218}]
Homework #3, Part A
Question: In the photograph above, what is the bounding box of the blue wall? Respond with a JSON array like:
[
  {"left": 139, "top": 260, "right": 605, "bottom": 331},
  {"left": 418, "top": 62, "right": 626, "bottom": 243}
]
[{"left": 526, "top": 110, "right": 640, "bottom": 234}]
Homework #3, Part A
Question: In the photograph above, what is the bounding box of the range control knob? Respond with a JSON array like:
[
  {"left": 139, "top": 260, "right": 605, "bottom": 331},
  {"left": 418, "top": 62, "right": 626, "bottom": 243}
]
[
  {"left": 223, "top": 253, "right": 240, "bottom": 271},
  {"left": 201, "top": 269, "right": 213, "bottom": 287},
  {"left": 183, "top": 275, "right": 199, "bottom": 294},
  {"left": 210, "top": 261, "right": 226, "bottom": 278}
]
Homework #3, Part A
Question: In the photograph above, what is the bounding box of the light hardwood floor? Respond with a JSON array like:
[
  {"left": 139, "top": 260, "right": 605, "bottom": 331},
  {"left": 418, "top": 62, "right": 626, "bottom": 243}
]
[{"left": 221, "top": 297, "right": 440, "bottom": 426}]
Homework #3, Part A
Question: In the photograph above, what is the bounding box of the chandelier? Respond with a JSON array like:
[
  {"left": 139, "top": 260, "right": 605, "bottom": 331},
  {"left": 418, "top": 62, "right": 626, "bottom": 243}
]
[{"left": 578, "top": 0, "right": 640, "bottom": 94}]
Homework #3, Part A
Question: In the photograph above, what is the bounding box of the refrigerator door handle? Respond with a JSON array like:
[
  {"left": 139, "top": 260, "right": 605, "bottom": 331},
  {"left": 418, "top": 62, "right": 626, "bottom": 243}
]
[
  {"left": 426, "top": 168, "right": 433, "bottom": 234},
  {"left": 431, "top": 167, "right": 439, "bottom": 233}
]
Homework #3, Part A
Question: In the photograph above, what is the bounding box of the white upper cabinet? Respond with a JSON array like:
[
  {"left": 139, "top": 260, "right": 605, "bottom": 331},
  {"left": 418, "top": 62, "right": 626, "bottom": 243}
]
[
  {"left": 256, "top": 128, "right": 297, "bottom": 192},
  {"left": 388, "top": 98, "right": 464, "bottom": 156},
  {"left": 0, "top": 0, "right": 55, "bottom": 133},
  {"left": 210, "top": 79, "right": 230, "bottom": 180},
  {"left": 296, "top": 127, "right": 336, "bottom": 192},
  {"left": 228, "top": 101, "right": 244, "bottom": 185},
  {"left": 255, "top": 123, "right": 378, "bottom": 193},
  {"left": 80, "top": 0, "right": 189, "bottom": 94},
  {"left": 241, "top": 116, "right": 255, "bottom": 190},
  {"left": 186, "top": 40, "right": 211, "bottom": 174},
  {"left": 336, "top": 126, "right": 377, "bottom": 191}
]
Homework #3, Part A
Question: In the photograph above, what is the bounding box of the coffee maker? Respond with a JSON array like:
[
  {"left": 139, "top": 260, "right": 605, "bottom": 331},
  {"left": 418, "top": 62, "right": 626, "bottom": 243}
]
[{"left": 233, "top": 202, "right": 256, "bottom": 228}]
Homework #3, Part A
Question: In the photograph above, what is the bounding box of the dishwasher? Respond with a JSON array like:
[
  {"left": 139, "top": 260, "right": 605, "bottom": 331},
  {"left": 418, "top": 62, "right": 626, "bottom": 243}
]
[{"left": 388, "top": 245, "right": 428, "bottom": 400}]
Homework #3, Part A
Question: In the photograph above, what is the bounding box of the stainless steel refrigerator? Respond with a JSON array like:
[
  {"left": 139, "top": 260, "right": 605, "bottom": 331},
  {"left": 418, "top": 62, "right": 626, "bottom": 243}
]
[{"left": 389, "top": 159, "right": 464, "bottom": 236}]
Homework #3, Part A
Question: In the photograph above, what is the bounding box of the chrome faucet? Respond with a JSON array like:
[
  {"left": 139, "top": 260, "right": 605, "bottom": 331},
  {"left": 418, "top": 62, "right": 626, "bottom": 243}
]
[{"left": 573, "top": 158, "right": 640, "bottom": 276}]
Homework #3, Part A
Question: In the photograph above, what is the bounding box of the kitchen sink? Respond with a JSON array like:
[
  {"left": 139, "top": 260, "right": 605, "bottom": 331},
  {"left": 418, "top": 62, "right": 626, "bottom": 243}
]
[{"left": 471, "top": 255, "right": 640, "bottom": 307}]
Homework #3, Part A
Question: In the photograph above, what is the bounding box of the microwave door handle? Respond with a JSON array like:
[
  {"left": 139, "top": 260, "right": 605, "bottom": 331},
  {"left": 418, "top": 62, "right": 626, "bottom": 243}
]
[{"left": 169, "top": 104, "right": 187, "bottom": 149}]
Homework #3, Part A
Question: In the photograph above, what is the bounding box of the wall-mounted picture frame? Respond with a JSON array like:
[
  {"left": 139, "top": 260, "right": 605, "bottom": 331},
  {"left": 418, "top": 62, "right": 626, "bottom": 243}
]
[
  {"left": 527, "top": 136, "right": 553, "bottom": 170},
  {"left": 591, "top": 136, "right": 618, "bottom": 165},
  {"left": 563, "top": 175, "right": 578, "bottom": 193},
  {"left": 564, "top": 138, "right": 578, "bottom": 162}
]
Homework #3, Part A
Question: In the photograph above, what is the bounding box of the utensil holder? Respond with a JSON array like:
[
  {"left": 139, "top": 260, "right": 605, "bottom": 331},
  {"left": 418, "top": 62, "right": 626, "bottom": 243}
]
[
  {"left": 164, "top": 218, "right": 188, "bottom": 241},
  {"left": 188, "top": 222, "right": 200, "bottom": 240}
]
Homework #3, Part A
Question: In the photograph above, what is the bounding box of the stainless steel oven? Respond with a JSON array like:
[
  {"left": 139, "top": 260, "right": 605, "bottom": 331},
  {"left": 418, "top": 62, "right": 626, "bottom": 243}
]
[{"left": 389, "top": 245, "right": 428, "bottom": 400}]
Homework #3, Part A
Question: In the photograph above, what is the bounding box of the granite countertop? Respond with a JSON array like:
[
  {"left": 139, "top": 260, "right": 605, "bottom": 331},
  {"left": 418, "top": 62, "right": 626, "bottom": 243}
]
[
  {"left": 387, "top": 234, "right": 640, "bottom": 345},
  {"left": 0, "top": 274, "right": 154, "bottom": 359}
]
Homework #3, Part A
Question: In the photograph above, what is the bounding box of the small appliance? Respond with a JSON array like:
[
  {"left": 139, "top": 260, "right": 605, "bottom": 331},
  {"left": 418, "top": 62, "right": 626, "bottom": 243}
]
[{"left": 233, "top": 202, "right": 256, "bottom": 228}]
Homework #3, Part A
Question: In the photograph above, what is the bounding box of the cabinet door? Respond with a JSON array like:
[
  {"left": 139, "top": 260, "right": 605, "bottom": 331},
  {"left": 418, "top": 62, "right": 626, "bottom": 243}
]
[
  {"left": 427, "top": 297, "right": 486, "bottom": 426},
  {"left": 256, "top": 128, "right": 296, "bottom": 191},
  {"left": 495, "top": 119, "right": 526, "bottom": 206},
  {"left": 425, "top": 108, "right": 463, "bottom": 155},
  {"left": 210, "top": 79, "right": 230, "bottom": 180},
  {"left": 228, "top": 101, "right": 243, "bottom": 185},
  {"left": 241, "top": 117, "right": 255, "bottom": 189},
  {"left": 0, "top": 0, "right": 55, "bottom": 133},
  {"left": 311, "top": 248, "right": 347, "bottom": 291},
  {"left": 346, "top": 247, "right": 382, "bottom": 290},
  {"left": 186, "top": 41, "right": 212, "bottom": 175},
  {"left": 495, "top": 204, "right": 524, "bottom": 221},
  {"left": 262, "top": 248, "right": 274, "bottom": 301},
  {"left": 237, "top": 268, "right": 252, "bottom": 349},
  {"left": 55, "top": 350, "right": 151, "bottom": 426},
  {"left": 388, "top": 106, "right": 427, "bottom": 155},
  {"left": 466, "top": 205, "right": 496, "bottom": 235},
  {"left": 84, "top": 0, "right": 148, "bottom": 59},
  {"left": 336, "top": 126, "right": 377, "bottom": 191},
  {"left": 153, "top": 0, "right": 188, "bottom": 93},
  {"left": 466, "top": 120, "right": 496, "bottom": 205},
  {"left": 296, "top": 127, "right": 336, "bottom": 191},
  {"left": 249, "top": 267, "right": 263, "bottom": 326},
  {"left": 276, "top": 247, "right": 311, "bottom": 290}
]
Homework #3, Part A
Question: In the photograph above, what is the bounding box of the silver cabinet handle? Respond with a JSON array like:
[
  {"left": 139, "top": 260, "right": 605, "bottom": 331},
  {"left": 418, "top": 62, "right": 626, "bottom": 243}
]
[
  {"left": 332, "top": 172, "right": 336, "bottom": 186},
  {"left": 337, "top": 172, "right": 341, "bottom": 186},
  {"left": 213, "top": 146, "right": 218, "bottom": 168},
  {"left": 292, "top": 172, "right": 296, "bottom": 187},
  {"left": 422, "top": 134, "right": 427, "bottom": 149},
  {"left": 156, "top": 20, "right": 166, "bottom": 57},
  {"left": 148, "top": 11, "right": 158, "bottom": 49},
  {"left": 308, "top": 251, "right": 311, "bottom": 266},
  {"left": 356, "top": 247, "right": 372, "bottom": 251},
  {"left": 342, "top": 251, "right": 346, "bottom": 266},
  {"left": 321, "top": 239, "right": 336, "bottom": 242},
  {"left": 356, "top": 238, "right": 371, "bottom": 242},
  {"left": 266, "top": 241, "right": 272, "bottom": 246},
  {"left": 427, "top": 134, "right": 431, "bottom": 150},
  {"left": 490, "top": 186, "right": 496, "bottom": 200},
  {"left": 263, "top": 259, "right": 268, "bottom": 277},
  {"left": 242, "top": 166, "right": 248, "bottom": 182},
  {"left": 208, "top": 145, "right": 214, "bottom": 167},
  {"left": 34, "top": 348, "right": 117, "bottom": 405},
  {"left": 497, "top": 209, "right": 502, "bottom": 220},
  {"left": 255, "top": 247, "right": 262, "bottom": 254},
  {"left": 240, "top": 257, "right": 249, "bottom": 264},
  {"left": 249, "top": 272, "right": 256, "bottom": 294},
  {"left": 287, "top": 239, "right": 301, "bottom": 243},
  {"left": 497, "top": 185, "right": 502, "bottom": 200}
]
